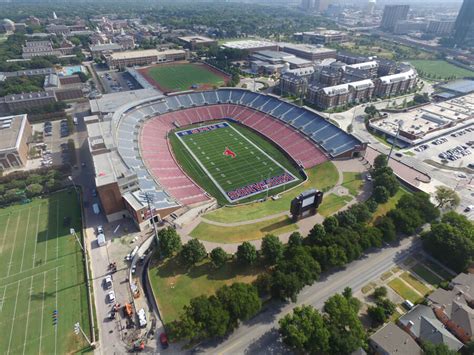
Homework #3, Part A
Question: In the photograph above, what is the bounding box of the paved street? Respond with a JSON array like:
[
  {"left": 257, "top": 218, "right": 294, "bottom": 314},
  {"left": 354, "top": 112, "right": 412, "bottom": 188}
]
[{"left": 197, "top": 237, "right": 420, "bottom": 354}]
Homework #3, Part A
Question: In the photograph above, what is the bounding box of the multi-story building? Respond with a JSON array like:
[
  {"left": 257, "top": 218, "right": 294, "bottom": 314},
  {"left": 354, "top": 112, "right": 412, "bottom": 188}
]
[
  {"left": 346, "top": 61, "right": 379, "bottom": 78},
  {"left": 178, "top": 35, "right": 217, "bottom": 50},
  {"left": 453, "top": 0, "right": 474, "bottom": 46},
  {"left": 296, "top": 30, "right": 349, "bottom": 45},
  {"left": 393, "top": 20, "right": 427, "bottom": 34},
  {"left": 336, "top": 51, "right": 369, "bottom": 65},
  {"left": 380, "top": 5, "right": 410, "bottom": 32},
  {"left": 0, "top": 114, "right": 32, "bottom": 170},
  {"left": 90, "top": 43, "right": 123, "bottom": 59},
  {"left": 106, "top": 49, "right": 188, "bottom": 70},
  {"left": 279, "top": 65, "right": 315, "bottom": 97},
  {"left": 427, "top": 20, "right": 455, "bottom": 35},
  {"left": 22, "top": 40, "right": 62, "bottom": 59},
  {"left": 1, "top": 91, "right": 57, "bottom": 112},
  {"left": 222, "top": 40, "right": 278, "bottom": 53},
  {"left": 280, "top": 43, "right": 337, "bottom": 61},
  {"left": 46, "top": 24, "right": 70, "bottom": 36},
  {"left": 307, "top": 79, "right": 375, "bottom": 109},
  {"left": 376, "top": 58, "right": 398, "bottom": 76},
  {"left": 115, "top": 35, "right": 135, "bottom": 50},
  {"left": 318, "top": 66, "right": 344, "bottom": 86},
  {"left": 374, "top": 68, "right": 417, "bottom": 97}
]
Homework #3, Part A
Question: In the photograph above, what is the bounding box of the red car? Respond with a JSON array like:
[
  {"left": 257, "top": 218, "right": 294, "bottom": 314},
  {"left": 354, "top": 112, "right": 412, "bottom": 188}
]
[{"left": 160, "top": 333, "right": 169, "bottom": 349}]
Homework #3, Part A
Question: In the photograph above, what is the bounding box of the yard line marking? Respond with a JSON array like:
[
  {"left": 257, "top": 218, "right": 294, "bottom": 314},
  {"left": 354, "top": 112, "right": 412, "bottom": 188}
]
[
  {"left": 38, "top": 271, "right": 47, "bottom": 355},
  {"left": 6, "top": 212, "right": 22, "bottom": 277},
  {"left": 19, "top": 208, "right": 32, "bottom": 273},
  {"left": 6, "top": 280, "right": 21, "bottom": 355},
  {"left": 54, "top": 267, "right": 58, "bottom": 355},
  {"left": 32, "top": 204, "right": 41, "bottom": 270},
  {"left": 44, "top": 200, "right": 54, "bottom": 263},
  {"left": 0, "top": 285, "right": 6, "bottom": 312},
  {"left": 22, "top": 275, "right": 35, "bottom": 355},
  {"left": 0, "top": 213, "right": 11, "bottom": 255}
]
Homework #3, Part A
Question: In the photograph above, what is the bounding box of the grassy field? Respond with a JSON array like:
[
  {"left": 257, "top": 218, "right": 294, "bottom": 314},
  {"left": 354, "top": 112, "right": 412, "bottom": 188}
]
[
  {"left": 175, "top": 122, "right": 299, "bottom": 204},
  {"left": 423, "top": 259, "right": 454, "bottom": 280},
  {"left": 203, "top": 161, "right": 339, "bottom": 223},
  {"left": 400, "top": 272, "right": 431, "bottom": 295},
  {"left": 318, "top": 193, "right": 353, "bottom": 217},
  {"left": 170, "top": 121, "right": 303, "bottom": 206},
  {"left": 341, "top": 172, "right": 363, "bottom": 197},
  {"left": 190, "top": 215, "right": 297, "bottom": 243},
  {"left": 0, "top": 190, "right": 91, "bottom": 354},
  {"left": 411, "top": 263, "right": 443, "bottom": 286},
  {"left": 371, "top": 188, "right": 410, "bottom": 222},
  {"left": 388, "top": 278, "right": 422, "bottom": 303},
  {"left": 409, "top": 60, "right": 474, "bottom": 80},
  {"left": 143, "top": 63, "right": 227, "bottom": 92},
  {"left": 148, "top": 257, "right": 264, "bottom": 323}
]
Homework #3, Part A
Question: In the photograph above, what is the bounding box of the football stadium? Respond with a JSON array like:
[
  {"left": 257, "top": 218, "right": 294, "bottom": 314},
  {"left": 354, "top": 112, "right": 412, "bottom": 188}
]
[{"left": 87, "top": 88, "right": 366, "bottom": 229}]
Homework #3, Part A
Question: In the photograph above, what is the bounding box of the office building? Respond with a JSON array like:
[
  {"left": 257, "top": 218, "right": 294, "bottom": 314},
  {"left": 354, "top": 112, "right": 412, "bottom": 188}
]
[
  {"left": 178, "top": 35, "right": 217, "bottom": 50},
  {"left": 427, "top": 20, "right": 455, "bottom": 35},
  {"left": 22, "top": 40, "right": 62, "bottom": 59},
  {"left": 453, "top": 0, "right": 474, "bottom": 46},
  {"left": 295, "top": 30, "right": 348, "bottom": 45},
  {"left": 393, "top": 20, "right": 427, "bottom": 34},
  {"left": 106, "top": 49, "right": 188, "bottom": 70},
  {"left": 280, "top": 43, "right": 336, "bottom": 61},
  {"left": 380, "top": 5, "right": 410, "bottom": 31},
  {"left": 0, "top": 114, "right": 32, "bottom": 170}
]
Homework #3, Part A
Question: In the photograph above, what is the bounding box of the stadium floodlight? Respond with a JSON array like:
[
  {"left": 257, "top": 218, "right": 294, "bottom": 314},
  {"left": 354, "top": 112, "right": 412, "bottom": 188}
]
[
  {"left": 70, "top": 228, "right": 84, "bottom": 252},
  {"left": 138, "top": 191, "right": 160, "bottom": 245},
  {"left": 387, "top": 120, "right": 404, "bottom": 164},
  {"left": 74, "top": 322, "right": 92, "bottom": 346}
]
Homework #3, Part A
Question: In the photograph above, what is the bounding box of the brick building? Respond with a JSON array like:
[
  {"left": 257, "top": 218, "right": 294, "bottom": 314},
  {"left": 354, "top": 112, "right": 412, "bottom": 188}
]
[{"left": 0, "top": 114, "right": 32, "bottom": 170}]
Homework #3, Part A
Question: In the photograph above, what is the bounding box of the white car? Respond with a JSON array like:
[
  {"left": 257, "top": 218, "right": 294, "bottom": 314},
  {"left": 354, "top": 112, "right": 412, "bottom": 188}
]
[
  {"left": 104, "top": 275, "right": 113, "bottom": 289},
  {"left": 366, "top": 174, "right": 372, "bottom": 181},
  {"left": 97, "top": 225, "right": 104, "bottom": 234},
  {"left": 464, "top": 205, "right": 474, "bottom": 212},
  {"left": 107, "top": 290, "right": 115, "bottom": 303}
]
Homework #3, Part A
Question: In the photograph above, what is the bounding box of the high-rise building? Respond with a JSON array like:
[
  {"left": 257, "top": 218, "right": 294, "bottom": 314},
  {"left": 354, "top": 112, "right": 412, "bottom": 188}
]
[
  {"left": 380, "top": 5, "right": 410, "bottom": 31},
  {"left": 301, "top": 0, "right": 314, "bottom": 10},
  {"left": 453, "top": 0, "right": 474, "bottom": 46},
  {"left": 367, "top": 0, "right": 376, "bottom": 15}
]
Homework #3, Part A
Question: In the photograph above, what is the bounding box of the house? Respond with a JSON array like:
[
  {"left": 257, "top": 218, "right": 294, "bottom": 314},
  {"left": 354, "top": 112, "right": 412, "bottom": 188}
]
[
  {"left": 399, "top": 304, "right": 464, "bottom": 352},
  {"left": 369, "top": 322, "right": 422, "bottom": 355}
]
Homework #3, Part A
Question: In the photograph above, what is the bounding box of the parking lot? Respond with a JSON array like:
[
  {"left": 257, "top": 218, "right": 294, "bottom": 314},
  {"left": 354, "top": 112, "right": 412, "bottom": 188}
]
[
  {"left": 94, "top": 65, "right": 142, "bottom": 94},
  {"left": 407, "top": 126, "right": 474, "bottom": 168}
]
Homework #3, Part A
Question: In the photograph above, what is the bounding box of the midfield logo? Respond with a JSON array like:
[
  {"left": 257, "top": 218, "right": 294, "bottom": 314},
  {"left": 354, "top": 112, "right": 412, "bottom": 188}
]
[{"left": 223, "top": 147, "right": 236, "bottom": 158}]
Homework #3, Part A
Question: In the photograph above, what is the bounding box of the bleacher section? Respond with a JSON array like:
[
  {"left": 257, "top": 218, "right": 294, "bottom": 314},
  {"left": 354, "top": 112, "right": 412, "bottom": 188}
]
[{"left": 114, "top": 88, "right": 364, "bottom": 206}]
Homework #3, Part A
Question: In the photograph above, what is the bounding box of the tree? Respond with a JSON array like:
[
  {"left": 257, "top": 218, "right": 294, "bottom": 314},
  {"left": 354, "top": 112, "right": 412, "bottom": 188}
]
[
  {"left": 216, "top": 283, "right": 261, "bottom": 324},
  {"left": 180, "top": 239, "right": 207, "bottom": 266},
  {"left": 373, "top": 185, "right": 389, "bottom": 203},
  {"left": 279, "top": 305, "right": 330, "bottom": 354},
  {"left": 324, "top": 294, "right": 366, "bottom": 354},
  {"left": 158, "top": 227, "right": 182, "bottom": 258},
  {"left": 422, "top": 342, "right": 457, "bottom": 355},
  {"left": 26, "top": 183, "right": 43, "bottom": 197},
  {"left": 236, "top": 241, "right": 257, "bottom": 265},
  {"left": 388, "top": 208, "right": 423, "bottom": 235},
  {"left": 374, "top": 172, "right": 399, "bottom": 196},
  {"left": 307, "top": 224, "right": 326, "bottom": 245},
  {"left": 375, "top": 216, "right": 397, "bottom": 242},
  {"left": 279, "top": 246, "right": 321, "bottom": 286},
  {"left": 186, "top": 295, "right": 231, "bottom": 339},
  {"left": 372, "top": 286, "right": 387, "bottom": 300},
  {"left": 323, "top": 216, "right": 339, "bottom": 234},
  {"left": 367, "top": 305, "right": 387, "bottom": 326},
  {"left": 261, "top": 234, "right": 283, "bottom": 265},
  {"left": 254, "top": 273, "right": 272, "bottom": 297},
  {"left": 270, "top": 270, "right": 303, "bottom": 302},
  {"left": 434, "top": 186, "right": 460, "bottom": 209},
  {"left": 288, "top": 232, "right": 303, "bottom": 248},
  {"left": 373, "top": 154, "right": 388, "bottom": 169},
  {"left": 210, "top": 247, "right": 228, "bottom": 269}
]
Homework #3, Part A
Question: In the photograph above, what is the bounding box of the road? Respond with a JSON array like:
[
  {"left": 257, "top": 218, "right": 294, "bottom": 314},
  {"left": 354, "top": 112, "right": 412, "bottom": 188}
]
[{"left": 197, "top": 237, "right": 420, "bottom": 354}]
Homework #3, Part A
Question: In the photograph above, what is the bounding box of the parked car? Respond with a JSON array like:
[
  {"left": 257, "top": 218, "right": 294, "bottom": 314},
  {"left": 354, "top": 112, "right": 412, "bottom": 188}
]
[
  {"left": 107, "top": 290, "right": 115, "bottom": 303},
  {"left": 160, "top": 333, "right": 169, "bottom": 349},
  {"left": 464, "top": 205, "right": 474, "bottom": 212},
  {"left": 97, "top": 225, "right": 104, "bottom": 234}
]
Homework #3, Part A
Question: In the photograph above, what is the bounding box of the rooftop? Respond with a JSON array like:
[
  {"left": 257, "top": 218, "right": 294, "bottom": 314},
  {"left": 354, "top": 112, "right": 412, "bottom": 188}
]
[
  {"left": 178, "top": 35, "right": 216, "bottom": 43},
  {"left": 0, "top": 114, "right": 28, "bottom": 151},
  {"left": 438, "top": 79, "right": 474, "bottom": 95},
  {"left": 370, "top": 322, "right": 422, "bottom": 355},
  {"left": 280, "top": 43, "right": 337, "bottom": 54},
  {"left": 222, "top": 39, "right": 277, "bottom": 50},
  {"left": 90, "top": 43, "right": 123, "bottom": 52},
  {"left": 89, "top": 89, "right": 161, "bottom": 114},
  {"left": 108, "top": 49, "right": 185, "bottom": 60}
]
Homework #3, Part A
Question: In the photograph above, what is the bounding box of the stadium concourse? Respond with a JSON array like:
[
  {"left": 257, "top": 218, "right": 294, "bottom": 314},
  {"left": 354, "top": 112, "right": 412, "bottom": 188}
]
[{"left": 135, "top": 89, "right": 365, "bottom": 206}]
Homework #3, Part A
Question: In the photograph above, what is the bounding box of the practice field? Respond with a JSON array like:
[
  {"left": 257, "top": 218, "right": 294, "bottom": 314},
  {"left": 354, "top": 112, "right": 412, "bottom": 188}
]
[
  {"left": 409, "top": 60, "right": 474, "bottom": 80},
  {"left": 172, "top": 121, "right": 301, "bottom": 204},
  {"left": 0, "top": 191, "right": 91, "bottom": 354},
  {"left": 138, "top": 62, "right": 229, "bottom": 92}
]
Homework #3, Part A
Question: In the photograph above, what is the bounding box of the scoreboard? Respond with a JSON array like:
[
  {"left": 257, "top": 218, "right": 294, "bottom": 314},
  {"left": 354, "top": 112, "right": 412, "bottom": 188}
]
[{"left": 290, "top": 189, "right": 323, "bottom": 222}]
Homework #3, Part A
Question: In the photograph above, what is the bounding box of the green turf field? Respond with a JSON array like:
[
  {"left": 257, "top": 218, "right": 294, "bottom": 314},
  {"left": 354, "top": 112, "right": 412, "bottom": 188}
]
[
  {"left": 145, "top": 63, "right": 226, "bottom": 92},
  {"left": 0, "top": 190, "right": 91, "bottom": 354},
  {"left": 172, "top": 121, "right": 301, "bottom": 204},
  {"left": 409, "top": 60, "right": 474, "bottom": 80}
]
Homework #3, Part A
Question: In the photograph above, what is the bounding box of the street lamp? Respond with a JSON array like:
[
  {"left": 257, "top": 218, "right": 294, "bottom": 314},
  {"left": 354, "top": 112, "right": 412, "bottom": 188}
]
[
  {"left": 68, "top": 175, "right": 78, "bottom": 193},
  {"left": 387, "top": 120, "right": 403, "bottom": 164}
]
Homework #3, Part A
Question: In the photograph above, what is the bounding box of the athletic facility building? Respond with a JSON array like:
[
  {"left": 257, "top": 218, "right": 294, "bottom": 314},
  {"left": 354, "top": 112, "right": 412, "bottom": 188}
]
[{"left": 86, "top": 89, "right": 365, "bottom": 229}]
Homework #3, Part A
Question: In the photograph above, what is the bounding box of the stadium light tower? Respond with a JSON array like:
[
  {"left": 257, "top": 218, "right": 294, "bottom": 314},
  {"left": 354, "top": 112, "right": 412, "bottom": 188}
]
[
  {"left": 387, "top": 120, "right": 403, "bottom": 164},
  {"left": 70, "top": 228, "right": 84, "bottom": 252},
  {"left": 74, "top": 322, "right": 92, "bottom": 346},
  {"left": 139, "top": 191, "right": 159, "bottom": 245}
]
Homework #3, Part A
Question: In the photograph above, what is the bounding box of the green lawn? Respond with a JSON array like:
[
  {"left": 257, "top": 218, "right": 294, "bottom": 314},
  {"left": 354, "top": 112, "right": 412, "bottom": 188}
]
[
  {"left": 371, "top": 188, "right": 410, "bottom": 222},
  {"left": 148, "top": 257, "right": 264, "bottom": 323},
  {"left": 400, "top": 272, "right": 431, "bottom": 296},
  {"left": 423, "top": 259, "right": 455, "bottom": 280},
  {"left": 341, "top": 172, "right": 363, "bottom": 197},
  {"left": 318, "top": 193, "right": 352, "bottom": 217},
  {"left": 409, "top": 60, "right": 474, "bottom": 80},
  {"left": 0, "top": 190, "right": 91, "bottom": 354},
  {"left": 411, "top": 263, "right": 443, "bottom": 285},
  {"left": 203, "top": 161, "right": 339, "bottom": 223},
  {"left": 144, "top": 63, "right": 227, "bottom": 92},
  {"left": 174, "top": 122, "right": 299, "bottom": 204},
  {"left": 388, "top": 278, "right": 422, "bottom": 303}
]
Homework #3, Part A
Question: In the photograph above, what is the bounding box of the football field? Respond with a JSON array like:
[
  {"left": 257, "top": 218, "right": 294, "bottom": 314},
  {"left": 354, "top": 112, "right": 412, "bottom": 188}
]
[
  {"left": 175, "top": 122, "right": 299, "bottom": 202},
  {"left": 0, "top": 190, "right": 91, "bottom": 354}
]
